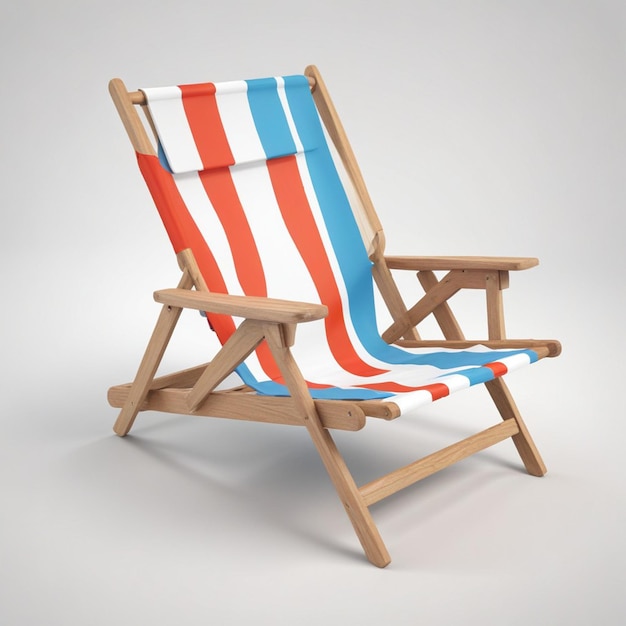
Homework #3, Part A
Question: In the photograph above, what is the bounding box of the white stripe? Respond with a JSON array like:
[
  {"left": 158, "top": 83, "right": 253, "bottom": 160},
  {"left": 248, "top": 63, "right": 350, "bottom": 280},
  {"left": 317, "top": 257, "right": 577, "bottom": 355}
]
[
  {"left": 431, "top": 373, "right": 471, "bottom": 393},
  {"left": 171, "top": 171, "right": 244, "bottom": 298},
  {"left": 224, "top": 160, "right": 390, "bottom": 385},
  {"left": 141, "top": 86, "right": 203, "bottom": 174},
  {"left": 172, "top": 168, "right": 267, "bottom": 381},
  {"left": 497, "top": 351, "right": 532, "bottom": 371},
  {"left": 390, "top": 390, "right": 435, "bottom": 414},
  {"left": 228, "top": 163, "right": 317, "bottom": 303},
  {"left": 275, "top": 77, "right": 305, "bottom": 153},
  {"left": 214, "top": 81, "right": 266, "bottom": 165},
  {"left": 227, "top": 162, "right": 329, "bottom": 380}
]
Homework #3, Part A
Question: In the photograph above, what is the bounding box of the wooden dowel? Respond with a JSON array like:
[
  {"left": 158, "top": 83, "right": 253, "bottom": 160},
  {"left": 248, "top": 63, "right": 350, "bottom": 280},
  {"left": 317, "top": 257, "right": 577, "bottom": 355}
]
[
  {"left": 129, "top": 91, "right": 145, "bottom": 104},
  {"left": 128, "top": 77, "right": 317, "bottom": 106},
  {"left": 108, "top": 386, "right": 366, "bottom": 431},
  {"left": 360, "top": 419, "right": 520, "bottom": 506}
]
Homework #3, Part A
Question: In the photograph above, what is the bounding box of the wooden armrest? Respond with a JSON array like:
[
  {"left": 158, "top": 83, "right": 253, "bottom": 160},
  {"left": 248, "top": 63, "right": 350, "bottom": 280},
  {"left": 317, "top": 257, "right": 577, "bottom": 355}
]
[
  {"left": 154, "top": 289, "right": 328, "bottom": 324},
  {"left": 384, "top": 256, "right": 539, "bottom": 271}
]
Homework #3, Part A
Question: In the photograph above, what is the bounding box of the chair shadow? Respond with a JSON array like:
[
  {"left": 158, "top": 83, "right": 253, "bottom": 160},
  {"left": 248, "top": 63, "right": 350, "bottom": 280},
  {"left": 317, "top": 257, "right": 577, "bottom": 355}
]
[{"left": 85, "top": 408, "right": 534, "bottom": 565}]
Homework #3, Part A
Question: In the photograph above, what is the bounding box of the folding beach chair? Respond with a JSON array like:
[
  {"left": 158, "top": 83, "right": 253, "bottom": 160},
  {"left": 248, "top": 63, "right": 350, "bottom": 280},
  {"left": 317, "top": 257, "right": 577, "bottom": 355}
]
[{"left": 107, "top": 65, "right": 561, "bottom": 567}]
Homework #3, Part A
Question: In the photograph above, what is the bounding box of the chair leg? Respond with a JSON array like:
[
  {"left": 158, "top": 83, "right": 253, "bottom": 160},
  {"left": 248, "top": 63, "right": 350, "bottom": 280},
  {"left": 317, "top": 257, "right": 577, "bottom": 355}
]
[
  {"left": 481, "top": 270, "right": 545, "bottom": 476},
  {"left": 113, "top": 269, "right": 195, "bottom": 436},
  {"left": 417, "top": 270, "right": 465, "bottom": 340},
  {"left": 113, "top": 301, "right": 183, "bottom": 436},
  {"left": 485, "top": 377, "right": 547, "bottom": 476},
  {"left": 307, "top": 422, "right": 392, "bottom": 567},
  {"left": 263, "top": 323, "right": 391, "bottom": 567}
]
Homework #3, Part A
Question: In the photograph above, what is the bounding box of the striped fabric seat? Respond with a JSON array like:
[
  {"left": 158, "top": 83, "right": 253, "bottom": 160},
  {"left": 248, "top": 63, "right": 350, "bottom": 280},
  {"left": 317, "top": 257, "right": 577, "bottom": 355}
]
[{"left": 136, "top": 75, "right": 538, "bottom": 415}]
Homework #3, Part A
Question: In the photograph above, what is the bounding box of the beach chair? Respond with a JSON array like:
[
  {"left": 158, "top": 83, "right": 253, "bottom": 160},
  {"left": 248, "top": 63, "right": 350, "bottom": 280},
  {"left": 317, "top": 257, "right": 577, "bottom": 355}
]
[{"left": 107, "top": 65, "right": 561, "bottom": 567}]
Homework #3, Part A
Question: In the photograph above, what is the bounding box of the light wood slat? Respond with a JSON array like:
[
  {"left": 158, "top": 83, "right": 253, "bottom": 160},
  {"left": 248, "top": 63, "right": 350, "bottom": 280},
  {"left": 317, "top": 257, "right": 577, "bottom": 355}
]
[
  {"left": 110, "top": 375, "right": 402, "bottom": 422},
  {"left": 145, "top": 363, "right": 210, "bottom": 390},
  {"left": 417, "top": 270, "right": 465, "bottom": 340},
  {"left": 108, "top": 385, "right": 367, "bottom": 432},
  {"left": 187, "top": 320, "right": 265, "bottom": 411},
  {"left": 385, "top": 256, "right": 539, "bottom": 271},
  {"left": 262, "top": 322, "right": 391, "bottom": 567},
  {"left": 109, "top": 78, "right": 156, "bottom": 156},
  {"left": 395, "top": 339, "right": 560, "bottom": 358},
  {"left": 371, "top": 248, "right": 421, "bottom": 342},
  {"left": 360, "top": 419, "right": 520, "bottom": 507},
  {"left": 453, "top": 269, "right": 506, "bottom": 290},
  {"left": 486, "top": 270, "right": 506, "bottom": 340},
  {"left": 354, "top": 400, "right": 401, "bottom": 420},
  {"left": 154, "top": 288, "right": 327, "bottom": 324},
  {"left": 486, "top": 378, "right": 547, "bottom": 476},
  {"left": 113, "top": 270, "right": 194, "bottom": 436},
  {"left": 382, "top": 271, "right": 463, "bottom": 343},
  {"left": 177, "top": 248, "right": 211, "bottom": 291}
]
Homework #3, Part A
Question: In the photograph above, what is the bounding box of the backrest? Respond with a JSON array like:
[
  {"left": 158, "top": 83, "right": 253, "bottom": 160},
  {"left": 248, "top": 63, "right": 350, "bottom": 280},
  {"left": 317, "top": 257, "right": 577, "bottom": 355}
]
[
  {"left": 134, "top": 74, "right": 383, "bottom": 353},
  {"left": 110, "top": 71, "right": 543, "bottom": 404},
  {"left": 144, "top": 78, "right": 308, "bottom": 173}
]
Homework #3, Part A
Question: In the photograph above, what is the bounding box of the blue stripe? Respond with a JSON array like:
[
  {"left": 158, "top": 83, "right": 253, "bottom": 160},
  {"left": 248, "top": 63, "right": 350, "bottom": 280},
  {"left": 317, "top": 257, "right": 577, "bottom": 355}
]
[
  {"left": 281, "top": 76, "right": 537, "bottom": 369},
  {"left": 234, "top": 74, "right": 537, "bottom": 398},
  {"left": 245, "top": 78, "right": 298, "bottom": 159},
  {"left": 234, "top": 362, "right": 393, "bottom": 400}
]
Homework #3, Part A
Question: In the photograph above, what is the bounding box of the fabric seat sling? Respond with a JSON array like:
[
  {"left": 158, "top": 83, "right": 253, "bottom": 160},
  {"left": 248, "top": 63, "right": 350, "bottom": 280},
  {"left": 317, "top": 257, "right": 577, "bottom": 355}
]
[{"left": 136, "top": 74, "right": 538, "bottom": 411}]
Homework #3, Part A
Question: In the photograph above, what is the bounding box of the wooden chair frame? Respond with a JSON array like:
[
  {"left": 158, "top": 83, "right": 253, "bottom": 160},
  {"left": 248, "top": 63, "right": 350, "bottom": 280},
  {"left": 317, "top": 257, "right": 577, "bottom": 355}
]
[{"left": 107, "top": 65, "right": 561, "bottom": 567}]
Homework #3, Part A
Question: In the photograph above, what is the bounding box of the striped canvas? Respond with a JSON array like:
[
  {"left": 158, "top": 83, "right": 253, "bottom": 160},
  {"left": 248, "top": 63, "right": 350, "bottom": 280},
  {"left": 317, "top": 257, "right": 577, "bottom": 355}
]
[{"left": 136, "top": 74, "right": 538, "bottom": 415}]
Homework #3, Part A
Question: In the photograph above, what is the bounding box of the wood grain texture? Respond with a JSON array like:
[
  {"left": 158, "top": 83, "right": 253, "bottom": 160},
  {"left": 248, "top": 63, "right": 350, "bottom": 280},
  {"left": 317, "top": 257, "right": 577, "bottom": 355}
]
[
  {"left": 360, "top": 419, "right": 520, "bottom": 506},
  {"left": 385, "top": 256, "right": 539, "bottom": 271},
  {"left": 108, "top": 385, "right": 367, "bottom": 432},
  {"left": 153, "top": 288, "right": 328, "bottom": 324},
  {"left": 106, "top": 67, "right": 560, "bottom": 567}
]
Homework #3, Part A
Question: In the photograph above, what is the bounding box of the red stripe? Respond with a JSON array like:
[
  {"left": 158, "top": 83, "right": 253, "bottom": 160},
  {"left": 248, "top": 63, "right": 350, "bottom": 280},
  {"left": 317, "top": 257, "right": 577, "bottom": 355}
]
[
  {"left": 267, "top": 156, "right": 386, "bottom": 378},
  {"left": 356, "top": 381, "right": 450, "bottom": 401},
  {"left": 420, "top": 383, "right": 451, "bottom": 401},
  {"left": 136, "top": 153, "right": 236, "bottom": 343},
  {"left": 198, "top": 168, "right": 267, "bottom": 297},
  {"left": 179, "top": 83, "right": 234, "bottom": 170},
  {"left": 484, "top": 361, "right": 508, "bottom": 377},
  {"left": 195, "top": 167, "right": 282, "bottom": 381}
]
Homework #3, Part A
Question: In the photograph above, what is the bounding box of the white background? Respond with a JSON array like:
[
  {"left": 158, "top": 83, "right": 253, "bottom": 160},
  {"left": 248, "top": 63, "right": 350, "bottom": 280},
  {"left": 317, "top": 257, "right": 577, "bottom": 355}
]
[{"left": 2, "top": 1, "right": 624, "bottom": 624}]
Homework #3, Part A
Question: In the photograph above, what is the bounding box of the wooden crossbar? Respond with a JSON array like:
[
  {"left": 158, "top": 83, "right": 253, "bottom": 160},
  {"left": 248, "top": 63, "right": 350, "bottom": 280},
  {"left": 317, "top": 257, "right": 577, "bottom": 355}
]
[
  {"left": 108, "top": 383, "right": 368, "bottom": 431},
  {"left": 128, "top": 76, "right": 317, "bottom": 106},
  {"left": 359, "top": 418, "right": 520, "bottom": 506}
]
